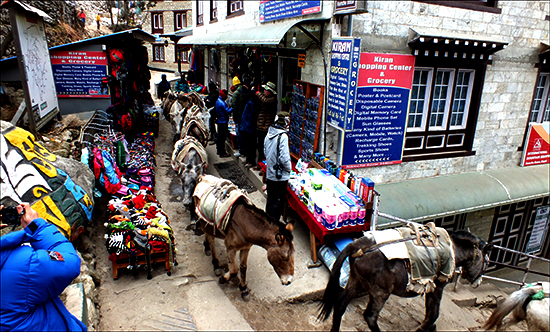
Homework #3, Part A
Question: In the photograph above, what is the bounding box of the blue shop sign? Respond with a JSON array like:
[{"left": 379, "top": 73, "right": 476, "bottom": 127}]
[
  {"left": 259, "top": 1, "right": 322, "bottom": 23},
  {"left": 327, "top": 38, "right": 361, "bottom": 131}
]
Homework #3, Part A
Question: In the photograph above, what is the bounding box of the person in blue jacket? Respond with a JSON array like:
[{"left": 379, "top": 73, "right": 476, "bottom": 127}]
[
  {"left": 215, "top": 89, "right": 232, "bottom": 158},
  {"left": 0, "top": 203, "right": 87, "bottom": 331}
]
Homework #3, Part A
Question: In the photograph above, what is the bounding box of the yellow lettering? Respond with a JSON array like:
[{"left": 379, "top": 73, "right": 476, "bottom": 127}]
[
  {"left": 32, "top": 196, "right": 71, "bottom": 239},
  {"left": 33, "top": 187, "right": 49, "bottom": 198},
  {"left": 4, "top": 128, "right": 58, "bottom": 178}
]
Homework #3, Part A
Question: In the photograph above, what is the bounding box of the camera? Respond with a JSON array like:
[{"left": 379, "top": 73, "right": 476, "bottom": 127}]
[
  {"left": 0, "top": 206, "right": 24, "bottom": 226},
  {"left": 273, "top": 163, "right": 283, "bottom": 180}
]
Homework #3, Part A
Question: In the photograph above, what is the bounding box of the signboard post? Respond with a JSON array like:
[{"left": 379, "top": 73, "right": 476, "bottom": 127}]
[
  {"left": 520, "top": 122, "right": 549, "bottom": 167},
  {"left": 259, "top": 1, "right": 322, "bottom": 23},
  {"left": 9, "top": 1, "right": 59, "bottom": 133},
  {"left": 340, "top": 53, "right": 415, "bottom": 168},
  {"left": 326, "top": 38, "right": 361, "bottom": 130},
  {"left": 50, "top": 50, "right": 110, "bottom": 98},
  {"left": 525, "top": 206, "right": 550, "bottom": 254}
]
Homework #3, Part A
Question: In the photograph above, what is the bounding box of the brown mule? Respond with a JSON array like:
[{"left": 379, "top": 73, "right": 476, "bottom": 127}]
[{"left": 193, "top": 182, "right": 295, "bottom": 301}]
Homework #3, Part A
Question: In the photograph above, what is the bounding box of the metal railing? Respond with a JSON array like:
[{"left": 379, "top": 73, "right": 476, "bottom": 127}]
[{"left": 483, "top": 244, "right": 550, "bottom": 287}]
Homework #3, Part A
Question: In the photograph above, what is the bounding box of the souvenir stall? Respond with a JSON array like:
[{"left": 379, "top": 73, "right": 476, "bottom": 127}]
[
  {"left": 79, "top": 41, "right": 176, "bottom": 278},
  {"left": 285, "top": 156, "right": 375, "bottom": 266}
]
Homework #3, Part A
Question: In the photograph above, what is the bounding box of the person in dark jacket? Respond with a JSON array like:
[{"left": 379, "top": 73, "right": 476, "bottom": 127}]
[
  {"left": 230, "top": 74, "right": 251, "bottom": 157},
  {"left": 263, "top": 112, "right": 291, "bottom": 221},
  {"left": 157, "top": 74, "right": 171, "bottom": 101},
  {"left": 0, "top": 203, "right": 87, "bottom": 331},
  {"left": 253, "top": 81, "right": 278, "bottom": 170},
  {"left": 204, "top": 81, "right": 219, "bottom": 142},
  {"left": 240, "top": 88, "right": 259, "bottom": 167},
  {"left": 215, "top": 89, "right": 232, "bottom": 157},
  {"left": 175, "top": 73, "right": 189, "bottom": 93}
]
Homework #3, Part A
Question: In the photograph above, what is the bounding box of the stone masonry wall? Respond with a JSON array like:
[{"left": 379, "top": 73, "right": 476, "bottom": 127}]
[
  {"left": 324, "top": 1, "right": 550, "bottom": 185},
  {"left": 142, "top": 0, "right": 192, "bottom": 73}
]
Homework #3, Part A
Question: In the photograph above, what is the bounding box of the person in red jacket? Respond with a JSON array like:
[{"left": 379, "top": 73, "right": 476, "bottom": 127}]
[
  {"left": 78, "top": 9, "right": 86, "bottom": 25},
  {"left": 0, "top": 203, "right": 87, "bottom": 331}
]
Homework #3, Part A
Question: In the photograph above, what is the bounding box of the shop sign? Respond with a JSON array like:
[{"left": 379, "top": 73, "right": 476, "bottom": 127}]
[
  {"left": 340, "top": 53, "right": 415, "bottom": 168},
  {"left": 334, "top": 0, "right": 367, "bottom": 15},
  {"left": 298, "top": 53, "right": 306, "bottom": 68},
  {"left": 327, "top": 38, "right": 361, "bottom": 131},
  {"left": 50, "top": 50, "right": 110, "bottom": 98},
  {"left": 259, "top": 0, "right": 322, "bottom": 23},
  {"left": 520, "top": 122, "right": 550, "bottom": 167},
  {"left": 525, "top": 206, "right": 549, "bottom": 254}
]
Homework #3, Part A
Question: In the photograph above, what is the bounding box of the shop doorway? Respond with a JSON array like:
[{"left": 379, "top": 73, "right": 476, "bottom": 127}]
[
  {"left": 488, "top": 196, "right": 550, "bottom": 270},
  {"left": 278, "top": 56, "right": 300, "bottom": 112}
]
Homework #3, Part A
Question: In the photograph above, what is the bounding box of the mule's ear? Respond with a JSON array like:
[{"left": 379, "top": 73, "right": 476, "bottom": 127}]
[
  {"left": 276, "top": 233, "right": 283, "bottom": 245},
  {"left": 483, "top": 242, "right": 494, "bottom": 254},
  {"left": 285, "top": 223, "right": 294, "bottom": 232}
]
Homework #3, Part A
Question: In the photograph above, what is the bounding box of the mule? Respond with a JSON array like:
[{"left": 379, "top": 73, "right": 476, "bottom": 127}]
[
  {"left": 171, "top": 136, "right": 208, "bottom": 207},
  {"left": 193, "top": 176, "right": 295, "bottom": 301},
  {"left": 318, "top": 229, "right": 493, "bottom": 332},
  {"left": 483, "top": 281, "right": 549, "bottom": 331},
  {"left": 179, "top": 109, "right": 210, "bottom": 147}
]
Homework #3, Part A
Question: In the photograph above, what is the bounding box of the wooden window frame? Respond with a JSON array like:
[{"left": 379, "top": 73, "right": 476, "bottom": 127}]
[
  {"left": 227, "top": 0, "right": 244, "bottom": 18},
  {"left": 528, "top": 72, "right": 550, "bottom": 124},
  {"left": 152, "top": 12, "right": 164, "bottom": 34},
  {"left": 178, "top": 47, "right": 189, "bottom": 63},
  {"left": 196, "top": 0, "right": 204, "bottom": 26},
  {"left": 152, "top": 44, "right": 165, "bottom": 62},
  {"left": 413, "top": 0, "right": 501, "bottom": 14},
  {"left": 174, "top": 11, "right": 187, "bottom": 30},
  {"left": 403, "top": 58, "right": 486, "bottom": 161},
  {"left": 210, "top": 0, "right": 218, "bottom": 23}
]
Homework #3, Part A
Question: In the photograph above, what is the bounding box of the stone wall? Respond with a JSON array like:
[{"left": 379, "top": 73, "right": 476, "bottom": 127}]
[
  {"left": 321, "top": 1, "right": 550, "bottom": 184},
  {"left": 142, "top": 0, "right": 192, "bottom": 73}
]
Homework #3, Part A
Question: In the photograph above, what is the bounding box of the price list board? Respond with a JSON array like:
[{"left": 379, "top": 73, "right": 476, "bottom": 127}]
[{"left": 341, "top": 53, "right": 415, "bottom": 168}]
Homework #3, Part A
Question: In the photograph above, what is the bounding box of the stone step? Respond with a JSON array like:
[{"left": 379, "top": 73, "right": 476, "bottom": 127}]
[{"left": 143, "top": 307, "right": 197, "bottom": 331}]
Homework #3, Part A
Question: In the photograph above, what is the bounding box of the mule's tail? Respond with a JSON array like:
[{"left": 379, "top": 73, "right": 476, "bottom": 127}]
[
  {"left": 318, "top": 237, "right": 369, "bottom": 321},
  {"left": 482, "top": 285, "right": 541, "bottom": 330}
]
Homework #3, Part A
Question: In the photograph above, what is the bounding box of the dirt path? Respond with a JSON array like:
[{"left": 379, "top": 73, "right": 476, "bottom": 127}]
[{"left": 88, "top": 72, "right": 529, "bottom": 331}]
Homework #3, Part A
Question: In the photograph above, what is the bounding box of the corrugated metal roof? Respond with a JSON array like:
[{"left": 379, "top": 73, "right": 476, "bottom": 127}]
[
  {"left": 1, "top": 28, "right": 156, "bottom": 63},
  {"left": 177, "top": 18, "right": 327, "bottom": 46},
  {"left": 376, "top": 164, "right": 550, "bottom": 226}
]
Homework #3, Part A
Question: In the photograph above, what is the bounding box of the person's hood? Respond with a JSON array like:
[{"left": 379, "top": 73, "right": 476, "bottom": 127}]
[
  {"left": 0, "top": 229, "right": 28, "bottom": 269},
  {"left": 267, "top": 125, "right": 287, "bottom": 139}
]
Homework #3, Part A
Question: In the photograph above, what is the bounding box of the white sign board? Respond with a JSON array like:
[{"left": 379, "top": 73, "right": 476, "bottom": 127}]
[
  {"left": 13, "top": 6, "right": 59, "bottom": 128},
  {"left": 525, "top": 205, "right": 550, "bottom": 254}
]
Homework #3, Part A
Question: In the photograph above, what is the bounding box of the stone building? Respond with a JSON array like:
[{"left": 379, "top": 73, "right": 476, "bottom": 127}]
[
  {"left": 179, "top": 1, "right": 549, "bottom": 269},
  {"left": 141, "top": 0, "right": 192, "bottom": 74}
]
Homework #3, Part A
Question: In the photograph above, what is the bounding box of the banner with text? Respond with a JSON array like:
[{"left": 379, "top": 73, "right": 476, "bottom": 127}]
[
  {"left": 341, "top": 53, "right": 415, "bottom": 168},
  {"left": 327, "top": 38, "right": 361, "bottom": 130},
  {"left": 50, "top": 50, "right": 109, "bottom": 98},
  {"left": 259, "top": 1, "right": 322, "bottom": 23},
  {"left": 520, "top": 122, "right": 549, "bottom": 167}
]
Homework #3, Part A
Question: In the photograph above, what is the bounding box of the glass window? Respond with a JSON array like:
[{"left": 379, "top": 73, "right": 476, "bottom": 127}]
[
  {"left": 529, "top": 73, "right": 550, "bottom": 123},
  {"left": 228, "top": 0, "right": 244, "bottom": 16},
  {"left": 405, "top": 64, "right": 479, "bottom": 157},
  {"left": 210, "top": 0, "right": 217, "bottom": 21},
  {"left": 153, "top": 44, "right": 165, "bottom": 62},
  {"left": 196, "top": 0, "right": 204, "bottom": 26},
  {"left": 174, "top": 11, "right": 187, "bottom": 30},
  {"left": 152, "top": 12, "right": 163, "bottom": 34}
]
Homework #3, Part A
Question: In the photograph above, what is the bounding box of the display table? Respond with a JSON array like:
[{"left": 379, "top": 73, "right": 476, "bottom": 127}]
[
  {"left": 110, "top": 249, "right": 171, "bottom": 279},
  {"left": 284, "top": 187, "right": 371, "bottom": 264}
]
